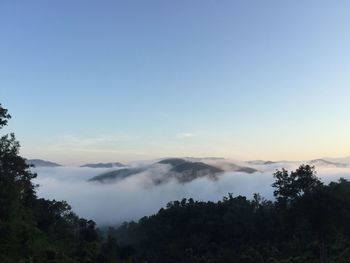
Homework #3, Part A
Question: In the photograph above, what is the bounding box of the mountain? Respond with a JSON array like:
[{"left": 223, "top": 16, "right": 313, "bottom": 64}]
[
  {"left": 163, "top": 161, "right": 223, "bottom": 183},
  {"left": 323, "top": 156, "right": 350, "bottom": 164},
  {"left": 158, "top": 158, "right": 187, "bottom": 166},
  {"left": 89, "top": 167, "right": 146, "bottom": 182},
  {"left": 309, "top": 159, "right": 347, "bottom": 168},
  {"left": 26, "top": 159, "right": 62, "bottom": 167},
  {"left": 81, "top": 162, "right": 125, "bottom": 168},
  {"left": 247, "top": 160, "right": 286, "bottom": 165},
  {"left": 89, "top": 159, "right": 224, "bottom": 184},
  {"left": 158, "top": 158, "right": 257, "bottom": 183},
  {"left": 90, "top": 158, "right": 258, "bottom": 184},
  {"left": 213, "top": 161, "right": 257, "bottom": 173}
]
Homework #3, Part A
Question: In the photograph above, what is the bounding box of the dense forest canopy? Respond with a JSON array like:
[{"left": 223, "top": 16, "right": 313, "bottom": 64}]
[
  {"left": 1, "top": 103, "right": 350, "bottom": 263},
  {"left": 0, "top": 104, "right": 127, "bottom": 262}
]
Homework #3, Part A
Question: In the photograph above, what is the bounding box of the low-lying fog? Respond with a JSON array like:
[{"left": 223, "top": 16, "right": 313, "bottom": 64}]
[{"left": 33, "top": 160, "right": 350, "bottom": 226}]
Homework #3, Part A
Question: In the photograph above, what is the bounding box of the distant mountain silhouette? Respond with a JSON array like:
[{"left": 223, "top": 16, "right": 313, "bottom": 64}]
[
  {"left": 309, "top": 159, "right": 347, "bottom": 168},
  {"left": 247, "top": 160, "right": 295, "bottom": 166},
  {"left": 248, "top": 158, "right": 350, "bottom": 169},
  {"left": 89, "top": 167, "right": 147, "bottom": 182},
  {"left": 26, "top": 159, "right": 62, "bottom": 167},
  {"left": 163, "top": 161, "right": 223, "bottom": 183},
  {"left": 247, "top": 160, "right": 279, "bottom": 165},
  {"left": 81, "top": 162, "right": 125, "bottom": 168},
  {"left": 90, "top": 158, "right": 257, "bottom": 184},
  {"left": 215, "top": 162, "right": 257, "bottom": 173},
  {"left": 323, "top": 156, "right": 350, "bottom": 164},
  {"left": 158, "top": 158, "right": 187, "bottom": 166}
]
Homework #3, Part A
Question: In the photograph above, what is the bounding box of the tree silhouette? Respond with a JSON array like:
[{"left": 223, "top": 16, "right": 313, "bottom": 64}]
[
  {"left": 272, "top": 164, "right": 322, "bottom": 208},
  {"left": 0, "top": 103, "right": 125, "bottom": 262}
]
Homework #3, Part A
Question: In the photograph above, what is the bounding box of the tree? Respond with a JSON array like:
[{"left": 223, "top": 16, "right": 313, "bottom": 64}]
[
  {"left": 271, "top": 165, "right": 349, "bottom": 263},
  {"left": 272, "top": 165, "right": 322, "bottom": 208},
  {"left": 0, "top": 104, "right": 39, "bottom": 261},
  {"left": 0, "top": 103, "right": 127, "bottom": 262},
  {"left": 0, "top": 104, "right": 37, "bottom": 217}
]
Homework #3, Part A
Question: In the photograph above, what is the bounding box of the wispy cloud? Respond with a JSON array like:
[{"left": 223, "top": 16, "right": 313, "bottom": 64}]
[
  {"left": 177, "top": 132, "right": 194, "bottom": 139},
  {"left": 55, "top": 134, "right": 136, "bottom": 148},
  {"left": 64, "top": 135, "right": 128, "bottom": 145}
]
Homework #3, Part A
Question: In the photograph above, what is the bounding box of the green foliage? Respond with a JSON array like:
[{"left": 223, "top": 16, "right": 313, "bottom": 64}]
[
  {"left": 0, "top": 104, "right": 126, "bottom": 263},
  {"left": 109, "top": 167, "right": 350, "bottom": 263},
  {"left": 0, "top": 104, "right": 11, "bottom": 128},
  {"left": 272, "top": 165, "right": 322, "bottom": 208}
]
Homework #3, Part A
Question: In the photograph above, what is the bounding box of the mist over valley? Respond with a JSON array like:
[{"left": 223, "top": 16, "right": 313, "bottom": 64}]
[{"left": 32, "top": 157, "right": 350, "bottom": 225}]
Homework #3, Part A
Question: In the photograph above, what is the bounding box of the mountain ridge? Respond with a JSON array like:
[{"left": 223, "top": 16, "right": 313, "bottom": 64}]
[
  {"left": 89, "top": 158, "right": 258, "bottom": 184},
  {"left": 26, "top": 159, "right": 62, "bottom": 167},
  {"left": 81, "top": 162, "right": 125, "bottom": 168}
]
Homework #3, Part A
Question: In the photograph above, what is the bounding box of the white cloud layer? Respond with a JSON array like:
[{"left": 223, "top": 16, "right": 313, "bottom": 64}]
[{"left": 33, "top": 162, "right": 350, "bottom": 226}]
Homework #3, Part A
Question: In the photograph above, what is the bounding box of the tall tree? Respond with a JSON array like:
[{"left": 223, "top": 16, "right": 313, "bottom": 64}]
[
  {"left": 0, "top": 103, "right": 126, "bottom": 262},
  {"left": 0, "top": 104, "right": 39, "bottom": 261},
  {"left": 272, "top": 164, "right": 322, "bottom": 208}
]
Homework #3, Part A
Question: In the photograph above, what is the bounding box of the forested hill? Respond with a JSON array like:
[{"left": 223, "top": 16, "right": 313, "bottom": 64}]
[
  {"left": 2, "top": 103, "right": 350, "bottom": 263},
  {"left": 111, "top": 168, "right": 350, "bottom": 263}
]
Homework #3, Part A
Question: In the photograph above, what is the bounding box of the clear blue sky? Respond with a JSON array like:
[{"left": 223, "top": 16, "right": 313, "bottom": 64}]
[{"left": 1, "top": 1, "right": 350, "bottom": 164}]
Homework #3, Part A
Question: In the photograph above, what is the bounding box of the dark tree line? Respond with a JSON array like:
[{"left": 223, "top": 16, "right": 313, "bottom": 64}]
[
  {"left": 112, "top": 166, "right": 350, "bottom": 263},
  {"left": 0, "top": 104, "right": 130, "bottom": 262},
  {"left": 1, "top": 103, "right": 350, "bottom": 263}
]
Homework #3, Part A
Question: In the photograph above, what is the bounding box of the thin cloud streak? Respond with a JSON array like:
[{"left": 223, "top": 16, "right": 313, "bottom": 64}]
[{"left": 177, "top": 133, "right": 194, "bottom": 138}]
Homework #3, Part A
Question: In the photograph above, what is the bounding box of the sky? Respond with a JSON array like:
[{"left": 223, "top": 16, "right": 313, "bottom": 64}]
[{"left": 1, "top": 1, "right": 350, "bottom": 165}]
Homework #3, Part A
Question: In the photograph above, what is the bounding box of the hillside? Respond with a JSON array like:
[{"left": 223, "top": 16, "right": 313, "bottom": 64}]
[
  {"left": 309, "top": 158, "right": 347, "bottom": 168},
  {"left": 89, "top": 167, "right": 146, "bottom": 182},
  {"left": 111, "top": 167, "right": 350, "bottom": 263},
  {"left": 81, "top": 162, "right": 125, "bottom": 168},
  {"left": 163, "top": 161, "right": 223, "bottom": 183},
  {"left": 26, "top": 159, "right": 62, "bottom": 167},
  {"left": 90, "top": 158, "right": 257, "bottom": 184}
]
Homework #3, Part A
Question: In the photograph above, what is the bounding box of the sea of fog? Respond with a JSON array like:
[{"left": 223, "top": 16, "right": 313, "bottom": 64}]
[{"left": 33, "top": 163, "right": 350, "bottom": 226}]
